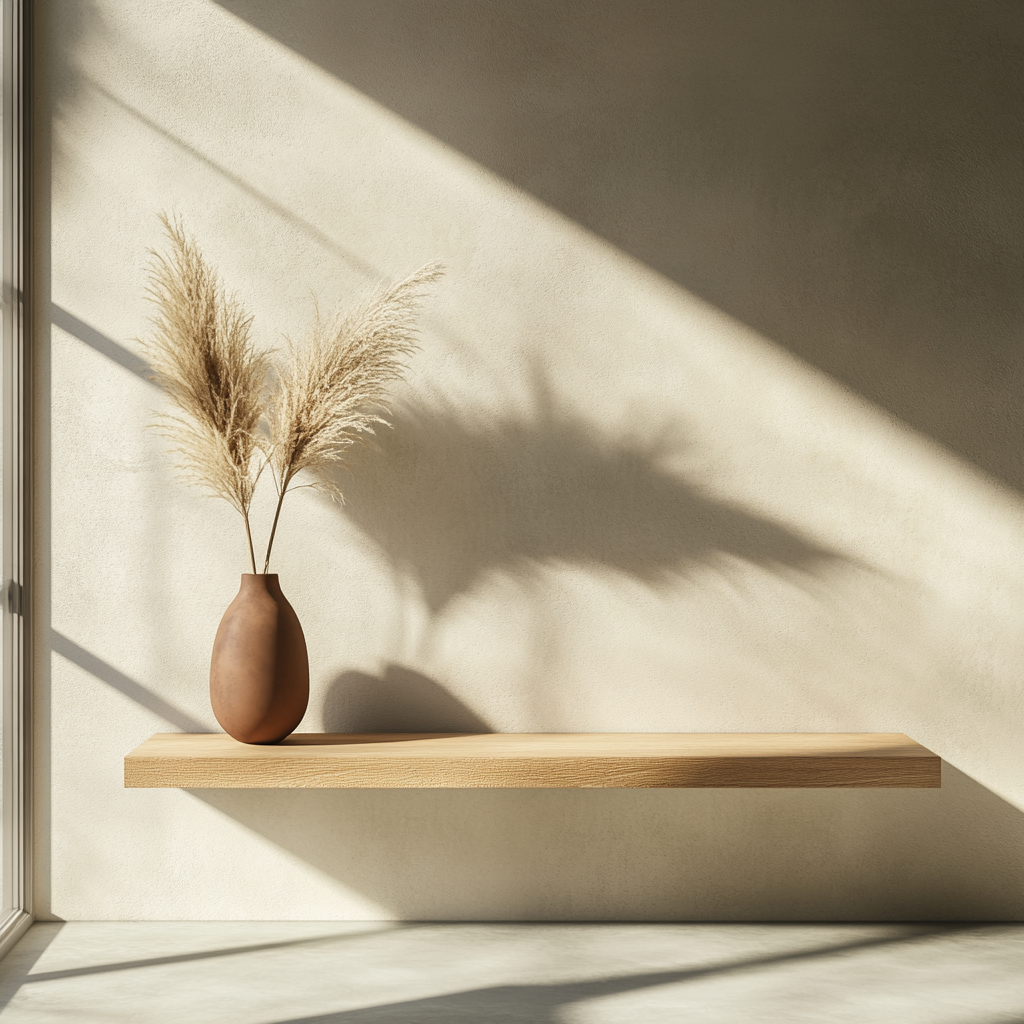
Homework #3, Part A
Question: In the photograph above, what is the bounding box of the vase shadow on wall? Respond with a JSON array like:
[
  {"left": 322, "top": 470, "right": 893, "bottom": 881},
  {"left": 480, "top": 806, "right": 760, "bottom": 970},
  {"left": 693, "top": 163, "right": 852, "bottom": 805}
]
[{"left": 322, "top": 665, "right": 491, "bottom": 734}]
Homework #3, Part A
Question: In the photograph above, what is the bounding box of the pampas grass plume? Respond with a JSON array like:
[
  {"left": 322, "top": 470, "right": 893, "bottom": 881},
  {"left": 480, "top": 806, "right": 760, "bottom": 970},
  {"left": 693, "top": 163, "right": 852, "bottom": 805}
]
[
  {"left": 140, "top": 214, "right": 442, "bottom": 574},
  {"left": 140, "top": 214, "right": 268, "bottom": 572}
]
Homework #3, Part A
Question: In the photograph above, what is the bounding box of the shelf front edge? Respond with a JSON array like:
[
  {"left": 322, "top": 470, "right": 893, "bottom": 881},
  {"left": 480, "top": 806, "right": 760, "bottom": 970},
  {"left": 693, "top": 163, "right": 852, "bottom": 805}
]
[{"left": 124, "top": 733, "right": 942, "bottom": 789}]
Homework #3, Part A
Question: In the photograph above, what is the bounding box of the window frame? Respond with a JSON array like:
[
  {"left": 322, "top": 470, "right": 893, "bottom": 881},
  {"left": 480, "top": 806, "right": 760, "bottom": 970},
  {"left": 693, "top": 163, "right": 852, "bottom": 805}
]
[{"left": 0, "top": 0, "right": 32, "bottom": 957}]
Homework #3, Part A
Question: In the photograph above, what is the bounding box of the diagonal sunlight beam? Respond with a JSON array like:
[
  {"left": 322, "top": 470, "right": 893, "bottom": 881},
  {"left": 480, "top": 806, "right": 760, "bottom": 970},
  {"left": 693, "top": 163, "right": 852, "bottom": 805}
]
[
  {"left": 77, "top": 76, "right": 479, "bottom": 365},
  {"left": 211, "top": 0, "right": 1024, "bottom": 491},
  {"left": 50, "top": 630, "right": 208, "bottom": 733},
  {"left": 83, "top": 76, "right": 380, "bottom": 281}
]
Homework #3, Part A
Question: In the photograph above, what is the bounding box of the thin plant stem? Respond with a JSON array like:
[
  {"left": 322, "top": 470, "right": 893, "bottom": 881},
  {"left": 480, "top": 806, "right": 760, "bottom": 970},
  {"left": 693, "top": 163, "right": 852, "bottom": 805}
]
[
  {"left": 242, "top": 510, "right": 258, "bottom": 576},
  {"left": 262, "top": 476, "right": 291, "bottom": 573}
]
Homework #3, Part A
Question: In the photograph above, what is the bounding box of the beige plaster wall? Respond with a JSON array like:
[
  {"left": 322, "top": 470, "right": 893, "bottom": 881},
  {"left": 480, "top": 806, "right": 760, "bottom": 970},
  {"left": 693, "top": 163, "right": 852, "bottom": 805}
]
[{"left": 33, "top": 0, "right": 1024, "bottom": 920}]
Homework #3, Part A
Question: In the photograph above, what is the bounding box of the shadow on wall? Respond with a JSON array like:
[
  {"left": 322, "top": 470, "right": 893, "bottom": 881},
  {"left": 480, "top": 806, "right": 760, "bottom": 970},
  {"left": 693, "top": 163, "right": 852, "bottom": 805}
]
[
  {"left": 48, "top": 0, "right": 107, "bottom": 166},
  {"left": 334, "top": 388, "right": 850, "bottom": 615},
  {"left": 216, "top": 0, "right": 1024, "bottom": 489},
  {"left": 195, "top": 765, "right": 1024, "bottom": 921},
  {"left": 323, "top": 665, "right": 491, "bottom": 733}
]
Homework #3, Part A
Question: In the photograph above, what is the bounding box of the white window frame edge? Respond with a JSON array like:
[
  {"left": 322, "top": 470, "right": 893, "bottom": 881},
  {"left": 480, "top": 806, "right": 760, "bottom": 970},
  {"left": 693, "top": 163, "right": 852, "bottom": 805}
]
[{"left": 0, "top": 0, "right": 31, "bottom": 957}]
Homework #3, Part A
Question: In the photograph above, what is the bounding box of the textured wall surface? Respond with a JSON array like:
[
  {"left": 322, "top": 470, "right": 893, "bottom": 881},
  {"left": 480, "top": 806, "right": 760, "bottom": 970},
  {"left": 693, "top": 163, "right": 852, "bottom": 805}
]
[{"left": 34, "top": 0, "right": 1024, "bottom": 920}]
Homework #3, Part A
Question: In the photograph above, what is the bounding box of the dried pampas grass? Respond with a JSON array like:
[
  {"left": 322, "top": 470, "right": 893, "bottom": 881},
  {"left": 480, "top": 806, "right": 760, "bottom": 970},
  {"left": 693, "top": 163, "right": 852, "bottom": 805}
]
[
  {"left": 141, "top": 214, "right": 269, "bottom": 572},
  {"left": 263, "top": 262, "right": 443, "bottom": 570},
  {"left": 140, "top": 215, "right": 441, "bottom": 574}
]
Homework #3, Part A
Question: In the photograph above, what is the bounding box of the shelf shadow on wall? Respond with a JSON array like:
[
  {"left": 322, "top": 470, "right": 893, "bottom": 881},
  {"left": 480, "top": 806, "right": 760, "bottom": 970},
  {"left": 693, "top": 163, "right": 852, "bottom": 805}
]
[
  {"left": 334, "top": 395, "right": 851, "bottom": 615},
  {"left": 215, "top": 0, "right": 1024, "bottom": 489},
  {"left": 194, "top": 764, "right": 1024, "bottom": 921}
]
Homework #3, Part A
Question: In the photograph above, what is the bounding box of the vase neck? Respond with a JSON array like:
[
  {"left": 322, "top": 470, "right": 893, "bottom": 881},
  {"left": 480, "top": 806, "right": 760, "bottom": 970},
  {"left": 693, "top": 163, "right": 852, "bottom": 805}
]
[{"left": 239, "top": 573, "right": 281, "bottom": 595}]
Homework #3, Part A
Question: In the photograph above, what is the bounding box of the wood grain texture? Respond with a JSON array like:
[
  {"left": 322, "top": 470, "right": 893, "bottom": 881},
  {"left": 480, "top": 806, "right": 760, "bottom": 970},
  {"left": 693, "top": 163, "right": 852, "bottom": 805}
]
[{"left": 124, "top": 732, "right": 941, "bottom": 789}]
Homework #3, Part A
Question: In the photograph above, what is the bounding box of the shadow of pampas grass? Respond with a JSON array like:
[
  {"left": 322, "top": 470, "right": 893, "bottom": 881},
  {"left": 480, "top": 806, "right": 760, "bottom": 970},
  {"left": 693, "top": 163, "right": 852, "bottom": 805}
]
[{"left": 333, "top": 388, "right": 850, "bottom": 613}]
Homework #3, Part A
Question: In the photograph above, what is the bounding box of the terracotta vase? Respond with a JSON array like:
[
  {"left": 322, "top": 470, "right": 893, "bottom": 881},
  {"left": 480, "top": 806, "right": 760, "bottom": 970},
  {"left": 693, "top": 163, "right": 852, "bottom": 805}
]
[{"left": 210, "top": 574, "right": 309, "bottom": 744}]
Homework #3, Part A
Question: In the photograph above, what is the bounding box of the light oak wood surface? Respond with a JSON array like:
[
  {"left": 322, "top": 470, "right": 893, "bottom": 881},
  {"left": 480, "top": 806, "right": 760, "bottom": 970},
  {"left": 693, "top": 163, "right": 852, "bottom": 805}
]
[{"left": 124, "top": 732, "right": 941, "bottom": 789}]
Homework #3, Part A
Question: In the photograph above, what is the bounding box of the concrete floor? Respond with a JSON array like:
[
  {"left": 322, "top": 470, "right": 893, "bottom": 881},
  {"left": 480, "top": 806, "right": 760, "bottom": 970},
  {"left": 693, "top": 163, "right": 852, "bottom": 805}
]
[{"left": 0, "top": 922, "right": 1021, "bottom": 1022}]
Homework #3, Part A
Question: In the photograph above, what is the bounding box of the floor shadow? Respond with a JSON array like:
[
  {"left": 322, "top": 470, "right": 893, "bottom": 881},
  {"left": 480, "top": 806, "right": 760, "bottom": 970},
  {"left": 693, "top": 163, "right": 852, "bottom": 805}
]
[
  {"left": 0, "top": 925, "right": 64, "bottom": 1012},
  {"left": 335, "top": 392, "right": 853, "bottom": 614},
  {"left": 323, "top": 665, "right": 492, "bottom": 733},
  {"left": 267, "top": 926, "right": 973, "bottom": 1023},
  {"left": 216, "top": 0, "right": 1024, "bottom": 489},
  {"left": 19, "top": 931, "right": 386, "bottom": 984}
]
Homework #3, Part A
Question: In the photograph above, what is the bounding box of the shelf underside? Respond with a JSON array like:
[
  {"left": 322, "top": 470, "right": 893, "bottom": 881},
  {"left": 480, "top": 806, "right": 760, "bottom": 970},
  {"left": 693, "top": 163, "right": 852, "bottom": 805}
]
[{"left": 124, "top": 732, "right": 941, "bottom": 789}]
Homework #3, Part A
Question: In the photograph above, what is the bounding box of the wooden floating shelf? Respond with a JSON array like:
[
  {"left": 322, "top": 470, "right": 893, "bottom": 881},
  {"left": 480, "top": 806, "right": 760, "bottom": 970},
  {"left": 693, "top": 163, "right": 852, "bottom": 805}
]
[{"left": 124, "top": 732, "right": 940, "bottom": 790}]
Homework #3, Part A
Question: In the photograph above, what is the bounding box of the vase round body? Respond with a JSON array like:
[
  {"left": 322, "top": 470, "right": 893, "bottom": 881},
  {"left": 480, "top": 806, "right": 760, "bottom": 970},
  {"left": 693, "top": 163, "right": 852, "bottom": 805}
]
[{"left": 210, "top": 574, "right": 309, "bottom": 744}]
